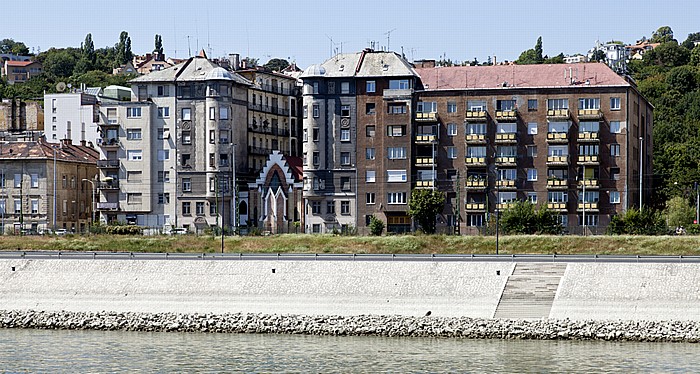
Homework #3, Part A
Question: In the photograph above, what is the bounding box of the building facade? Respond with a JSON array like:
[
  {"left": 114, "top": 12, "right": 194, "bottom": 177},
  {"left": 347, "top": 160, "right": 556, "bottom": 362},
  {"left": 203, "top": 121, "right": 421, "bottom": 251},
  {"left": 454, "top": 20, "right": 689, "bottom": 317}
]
[
  {"left": 0, "top": 99, "right": 43, "bottom": 135},
  {"left": 0, "top": 138, "right": 98, "bottom": 234},
  {"left": 44, "top": 93, "right": 100, "bottom": 145},
  {"left": 2, "top": 60, "right": 42, "bottom": 84}
]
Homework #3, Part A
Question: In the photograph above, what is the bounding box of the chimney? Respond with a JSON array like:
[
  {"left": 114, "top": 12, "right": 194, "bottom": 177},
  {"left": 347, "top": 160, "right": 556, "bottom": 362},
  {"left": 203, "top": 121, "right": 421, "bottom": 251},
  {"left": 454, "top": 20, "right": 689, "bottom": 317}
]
[
  {"left": 80, "top": 140, "right": 86, "bottom": 147},
  {"left": 493, "top": 55, "right": 497, "bottom": 65},
  {"left": 414, "top": 59, "right": 436, "bottom": 68},
  {"left": 229, "top": 53, "right": 240, "bottom": 70}
]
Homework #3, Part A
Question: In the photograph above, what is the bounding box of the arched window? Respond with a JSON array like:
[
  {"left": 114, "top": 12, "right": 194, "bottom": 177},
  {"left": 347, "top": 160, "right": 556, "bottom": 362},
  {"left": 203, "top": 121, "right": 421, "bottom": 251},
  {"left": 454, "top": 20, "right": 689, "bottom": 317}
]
[{"left": 239, "top": 201, "right": 248, "bottom": 216}]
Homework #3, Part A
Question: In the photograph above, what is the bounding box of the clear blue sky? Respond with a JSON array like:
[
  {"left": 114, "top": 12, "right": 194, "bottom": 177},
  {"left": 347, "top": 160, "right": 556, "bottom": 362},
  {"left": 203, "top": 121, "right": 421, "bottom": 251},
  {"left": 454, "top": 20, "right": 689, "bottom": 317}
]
[{"left": 8, "top": 0, "right": 700, "bottom": 68}]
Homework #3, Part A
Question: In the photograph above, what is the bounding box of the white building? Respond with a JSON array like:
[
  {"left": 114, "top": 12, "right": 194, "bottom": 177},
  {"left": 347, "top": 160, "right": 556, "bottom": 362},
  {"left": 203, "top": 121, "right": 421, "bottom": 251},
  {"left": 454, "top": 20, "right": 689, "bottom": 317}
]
[{"left": 44, "top": 93, "right": 100, "bottom": 146}]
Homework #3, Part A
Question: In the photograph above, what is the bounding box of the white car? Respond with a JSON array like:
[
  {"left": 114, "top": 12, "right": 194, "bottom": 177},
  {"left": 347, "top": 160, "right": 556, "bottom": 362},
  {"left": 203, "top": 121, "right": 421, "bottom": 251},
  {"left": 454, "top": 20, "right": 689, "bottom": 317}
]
[
  {"left": 165, "top": 228, "right": 188, "bottom": 235},
  {"left": 55, "top": 229, "right": 68, "bottom": 236}
]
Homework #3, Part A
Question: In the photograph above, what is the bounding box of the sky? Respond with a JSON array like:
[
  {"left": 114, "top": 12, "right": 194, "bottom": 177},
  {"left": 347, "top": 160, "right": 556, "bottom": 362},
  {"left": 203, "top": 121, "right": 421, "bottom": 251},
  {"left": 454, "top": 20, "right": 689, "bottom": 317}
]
[{"left": 6, "top": 0, "right": 700, "bottom": 68}]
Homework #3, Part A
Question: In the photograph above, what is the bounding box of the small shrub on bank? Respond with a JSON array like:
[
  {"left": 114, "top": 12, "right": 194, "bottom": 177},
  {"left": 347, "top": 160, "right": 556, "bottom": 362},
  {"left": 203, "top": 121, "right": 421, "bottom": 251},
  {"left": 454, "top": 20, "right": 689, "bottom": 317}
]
[
  {"left": 105, "top": 225, "right": 143, "bottom": 235},
  {"left": 368, "top": 216, "right": 385, "bottom": 236}
]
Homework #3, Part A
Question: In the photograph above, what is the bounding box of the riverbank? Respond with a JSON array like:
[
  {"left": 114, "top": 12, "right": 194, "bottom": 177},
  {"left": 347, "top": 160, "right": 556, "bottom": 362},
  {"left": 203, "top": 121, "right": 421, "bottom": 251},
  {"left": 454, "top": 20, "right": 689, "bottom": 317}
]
[
  {"left": 2, "top": 234, "right": 700, "bottom": 255},
  {"left": 2, "top": 310, "right": 699, "bottom": 343}
]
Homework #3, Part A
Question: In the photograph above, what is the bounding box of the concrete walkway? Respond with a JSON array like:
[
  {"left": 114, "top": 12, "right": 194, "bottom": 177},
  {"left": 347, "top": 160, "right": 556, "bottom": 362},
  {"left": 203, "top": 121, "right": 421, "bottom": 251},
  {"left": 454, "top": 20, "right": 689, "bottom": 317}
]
[{"left": 493, "top": 263, "right": 567, "bottom": 319}]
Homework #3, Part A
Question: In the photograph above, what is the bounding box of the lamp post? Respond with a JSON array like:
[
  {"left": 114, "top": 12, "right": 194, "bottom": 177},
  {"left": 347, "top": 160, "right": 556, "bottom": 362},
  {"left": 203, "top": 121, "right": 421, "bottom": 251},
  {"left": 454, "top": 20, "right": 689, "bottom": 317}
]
[
  {"left": 81, "top": 178, "right": 96, "bottom": 230},
  {"left": 639, "top": 136, "right": 644, "bottom": 210},
  {"left": 495, "top": 163, "right": 500, "bottom": 255}
]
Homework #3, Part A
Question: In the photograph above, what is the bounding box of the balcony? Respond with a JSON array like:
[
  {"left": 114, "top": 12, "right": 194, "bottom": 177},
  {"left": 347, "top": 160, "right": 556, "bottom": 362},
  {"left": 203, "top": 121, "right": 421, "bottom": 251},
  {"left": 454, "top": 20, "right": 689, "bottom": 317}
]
[
  {"left": 497, "top": 202, "right": 516, "bottom": 210},
  {"left": 415, "top": 157, "right": 435, "bottom": 166},
  {"left": 465, "top": 203, "right": 486, "bottom": 211},
  {"left": 546, "top": 132, "right": 568, "bottom": 143},
  {"left": 100, "top": 120, "right": 119, "bottom": 128},
  {"left": 465, "top": 157, "right": 487, "bottom": 166},
  {"left": 495, "top": 180, "right": 516, "bottom": 190},
  {"left": 495, "top": 110, "right": 517, "bottom": 121},
  {"left": 97, "top": 159, "right": 120, "bottom": 168},
  {"left": 547, "top": 202, "right": 568, "bottom": 211},
  {"left": 415, "top": 180, "right": 434, "bottom": 188},
  {"left": 494, "top": 133, "right": 517, "bottom": 143},
  {"left": 415, "top": 112, "right": 438, "bottom": 122},
  {"left": 578, "top": 155, "right": 600, "bottom": 165},
  {"left": 465, "top": 110, "right": 487, "bottom": 121},
  {"left": 383, "top": 88, "right": 413, "bottom": 99},
  {"left": 465, "top": 134, "right": 486, "bottom": 144},
  {"left": 578, "top": 109, "right": 602, "bottom": 120},
  {"left": 547, "top": 155, "right": 569, "bottom": 166},
  {"left": 415, "top": 134, "right": 437, "bottom": 143},
  {"left": 578, "top": 179, "right": 600, "bottom": 189},
  {"left": 578, "top": 202, "right": 599, "bottom": 211},
  {"left": 577, "top": 132, "right": 600, "bottom": 142},
  {"left": 98, "top": 180, "right": 120, "bottom": 190},
  {"left": 99, "top": 137, "right": 120, "bottom": 149},
  {"left": 96, "top": 202, "right": 119, "bottom": 211},
  {"left": 546, "top": 109, "right": 570, "bottom": 120},
  {"left": 465, "top": 179, "right": 487, "bottom": 190},
  {"left": 249, "top": 146, "right": 273, "bottom": 156},
  {"left": 546, "top": 179, "right": 568, "bottom": 189},
  {"left": 495, "top": 156, "right": 516, "bottom": 166}
]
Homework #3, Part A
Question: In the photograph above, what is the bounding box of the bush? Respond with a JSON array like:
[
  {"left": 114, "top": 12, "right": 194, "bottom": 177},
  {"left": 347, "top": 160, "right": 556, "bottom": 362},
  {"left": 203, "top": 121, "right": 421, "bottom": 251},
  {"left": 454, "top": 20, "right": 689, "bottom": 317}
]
[
  {"left": 607, "top": 208, "right": 667, "bottom": 235},
  {"left": 686, "top": 224, "right": 700, "bottom": 234},
  {"left": 368, "top": 215, "right": 385, "bottom": 236},
  {"left": 105, "top": 225, "right": 143, "bottom": 235},
  {"left": 499, "top": 201, "right": 562, "bottom": 235}
]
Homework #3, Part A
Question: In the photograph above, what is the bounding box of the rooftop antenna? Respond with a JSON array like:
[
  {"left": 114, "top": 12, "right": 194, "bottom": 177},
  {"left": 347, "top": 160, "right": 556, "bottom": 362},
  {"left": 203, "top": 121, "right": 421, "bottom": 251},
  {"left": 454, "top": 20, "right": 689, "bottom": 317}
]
[
  {"left": 325, "top": 34, "right": 334, "bottom": 58},
  {"left": 187, "top": 35, "right": 191, "bottom": 57},
  {"left": 384, "top": 28, "right": 397, "bottom": 51}
]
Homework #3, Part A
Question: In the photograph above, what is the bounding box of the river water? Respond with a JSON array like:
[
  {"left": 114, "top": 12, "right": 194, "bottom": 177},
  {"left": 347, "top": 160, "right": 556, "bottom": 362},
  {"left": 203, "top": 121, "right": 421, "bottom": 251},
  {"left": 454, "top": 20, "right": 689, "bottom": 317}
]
[{"left": 1, "top": 328, "right": 699, "bottom": 373}]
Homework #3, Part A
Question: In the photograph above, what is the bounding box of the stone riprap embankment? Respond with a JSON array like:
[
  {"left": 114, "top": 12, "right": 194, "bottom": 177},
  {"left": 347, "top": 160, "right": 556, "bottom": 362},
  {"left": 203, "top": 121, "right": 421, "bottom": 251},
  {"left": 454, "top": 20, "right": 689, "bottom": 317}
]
[{"left": 2, "top": 310, "right": 700, "bottom": 343}]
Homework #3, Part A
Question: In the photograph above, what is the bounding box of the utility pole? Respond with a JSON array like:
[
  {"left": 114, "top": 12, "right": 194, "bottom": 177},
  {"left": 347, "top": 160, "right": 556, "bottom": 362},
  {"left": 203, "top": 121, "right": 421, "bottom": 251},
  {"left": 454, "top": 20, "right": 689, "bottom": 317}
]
[
  {"left": 696, "top": 181, "right": 699, "bottom": 225},
  {"left": 495, "top": 162, "right": 499, "bottom": 255},
  {"left": 582, "top": 165, "right": 586, "bottom": 236},
  {"left": 639, "top": 136, "right": 644, "bottom": 210},
  {"left": 454, "top": 170, "right": 460, "bottom": 235}
]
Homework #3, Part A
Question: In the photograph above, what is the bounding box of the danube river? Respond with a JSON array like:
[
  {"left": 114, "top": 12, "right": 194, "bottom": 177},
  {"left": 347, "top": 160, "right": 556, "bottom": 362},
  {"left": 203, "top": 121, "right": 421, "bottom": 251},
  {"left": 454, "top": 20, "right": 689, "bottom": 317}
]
[{"left": 1, "top": 328, "right": 699, "bottom": 372}]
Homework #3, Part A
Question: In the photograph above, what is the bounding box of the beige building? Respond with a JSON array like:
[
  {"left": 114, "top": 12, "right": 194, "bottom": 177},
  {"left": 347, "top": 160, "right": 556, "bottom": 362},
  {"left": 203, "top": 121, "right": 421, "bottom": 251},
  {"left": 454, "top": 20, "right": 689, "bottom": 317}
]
[
  {"left": 0, "top": 138, "right": 98, "bottom": 234},
  {"left": 2, "top": 60, "right": 42, "bottom": 84},
  {"left": 0, "top": 99, "right": 44, "bottom": 135}
]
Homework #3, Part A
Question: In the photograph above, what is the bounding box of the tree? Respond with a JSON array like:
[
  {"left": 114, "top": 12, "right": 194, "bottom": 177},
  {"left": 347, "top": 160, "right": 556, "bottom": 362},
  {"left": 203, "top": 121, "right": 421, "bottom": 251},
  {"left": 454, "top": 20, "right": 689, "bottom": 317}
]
[
  {"left": 42, "top": 48, "right": 79, "bottom": 78},
  {"left": 534, "top": 36, "right": 543, "bottom": 63},
  {"left": 115, "top": 31, "right": 133, "bottom": 67},
  {"left": 590, "top": 49, "right": 606, "bottom": 63},
  {"left": 681, "top": 32, "right": 700, "bottom": 50},
  {"left": 74, "top": 33, "right": 96, "bottom": 75},
  {"left": 666, "top": 65, "right": 698, "bottom": 93},
  {"left": 154, "top": 34, "right": 163, "bottom": 55},
  {"left": 650, "top": 26, "right": 675, "bottom": 43},
  {"left": 263, "top": 58, "right": 289, "bottom": 71},
  {"left": 242, "top": 57, "right": 258, "bottom": 68},
  {"left": 607, "top": 208, "right": 667, "bottom": 235},
  {"left": 0, "top": 38, "right": 30, "bottom": 55},
  {"left": 408, "top": 189, "right": 445, "bottom": 234},
  {"left": 499, "top": 201, "right": 561, "bottom": 234},
  {"left": 690, "top": 46, "right": 700, "bottom": 66},
  {"left": 644, "top": 41, "right": 690, "bottom": 68},
  {"left": 368, "top": 215, "right": 385, "bottom": 236},
  {"left": 515, "top": 49, "right": 539, "bottom": 65},
  {"left": 666, "top": 196, "right": 695, "bottom": 228},
  {"left": 544, "top": 53, "right": 565, "bottom": 64}
]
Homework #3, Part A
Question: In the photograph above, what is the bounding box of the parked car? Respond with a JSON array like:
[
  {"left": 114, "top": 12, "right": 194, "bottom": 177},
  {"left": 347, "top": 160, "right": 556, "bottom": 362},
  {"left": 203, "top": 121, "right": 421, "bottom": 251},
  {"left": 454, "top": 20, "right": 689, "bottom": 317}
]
[
  {"left": 55, "top": 229, "right": 68, "bottom": 236},
  {"left": 165, "top": 228, "right": 188, "bottom": 235}
]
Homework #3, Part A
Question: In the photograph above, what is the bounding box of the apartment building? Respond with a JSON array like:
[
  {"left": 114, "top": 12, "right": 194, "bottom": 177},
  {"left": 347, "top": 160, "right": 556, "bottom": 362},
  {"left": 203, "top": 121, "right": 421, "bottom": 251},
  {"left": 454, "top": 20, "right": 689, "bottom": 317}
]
[
  {"left": 236, "top": 65, "right": 302, "bottom": 175},
  {"left": 413, "top": 62, "right": 653, "bottom": 234},
  {"left": 2, "top": 60, "right": 42, "bottom": 84},
  {"left": 96, "top": 56, "right": 250, "bottom": 233},
  {"left": 0, "top": 138, "right": 98, "bottom": 234},
  {"left": 44, "top": 93, "right": 100, "bottom": 145},
  {"left": 300, "top": 49, "right": 418, "bottom": 234}
]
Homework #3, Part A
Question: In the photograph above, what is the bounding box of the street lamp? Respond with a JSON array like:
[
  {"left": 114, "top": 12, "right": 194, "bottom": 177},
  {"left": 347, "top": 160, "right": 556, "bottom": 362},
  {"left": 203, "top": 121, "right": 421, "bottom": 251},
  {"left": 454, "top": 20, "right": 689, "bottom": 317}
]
[
  {"left": 81, "top": 178, "right": 96, "bottom": 229},
  {"left": 639, "top": 136, "right": 644, "bottom": 210},
  {"left": 494, "top": 163, "right": 500, "bottom": 255}
]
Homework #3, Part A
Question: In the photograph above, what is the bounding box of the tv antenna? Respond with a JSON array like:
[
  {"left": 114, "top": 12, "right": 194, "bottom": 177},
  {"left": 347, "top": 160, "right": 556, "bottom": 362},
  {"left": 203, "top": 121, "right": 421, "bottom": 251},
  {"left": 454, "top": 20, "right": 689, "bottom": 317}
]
[{"left": 384, "top": 28, "right": 397, "bottom": 51}]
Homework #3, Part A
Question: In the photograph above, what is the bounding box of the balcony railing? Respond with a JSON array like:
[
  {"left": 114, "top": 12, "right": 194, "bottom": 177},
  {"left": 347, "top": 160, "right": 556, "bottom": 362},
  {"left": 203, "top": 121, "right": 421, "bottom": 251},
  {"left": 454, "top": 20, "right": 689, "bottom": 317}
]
[
  {"left": 465, "top": 180, "right": 486, "bottom": 189},
  {"left": 465, "top": 110, "right": 487, "bottom": 121},
  {"left": 465, "top": 203, "right": 486, "bottom": 211},
  {"left": 97, "top": 159, "right": 120, "bottom": 168},
  {"left": 249, "top": 146, "right": 273, "bottom": 155},
  {"left": 578, "top": 202, "right": 599, "bottom": 211},
  {"left": 496, "top": 202, "right": 516, "bottom": 210},
  {"left": 415, "top": 112, "right": 438, "bottom": 122},
  {"left": 547, "top": 109, "right": 570, "bottom": 119},
  {"left": 496, "top": 180, "right": 516, "bottom": 189},
  {"left": 578, "top": 179, "right": 599, "bottom": 189},
  {"left": 578, "top": 155, "right": 600, "bottom": 164},
  {"left": 382, "top": 88, "right": 413, "bottom": 99},
  {"left": 546, "top": 132, "right": 568, "bottom": 143},
  {"left": 578, "top": 109, "right": 602, "bottom": 120},
  {"left": 547, "top": 155, "right": 569, "bottom": 165},
  {"left": 495, "top": 156, "right": 516, "bottom": 165},
  {"left": 546, "top": 179, "right": 568, "bottom": 189},
  {"left": 96, "top": 202, "right": 119, "bottom": 210},
  {"left": 465, "top": 157, "right": 487, "bottom": 166},
  {"left": 415, "top": 134, "right": 437, "bottom": 143},
  {"left": 547, "top": 202, "right": 568, "bottom": 210},
  {"left": 98, "top": 181, "right": 120, "bottom": 190},
  {"left": 577, "top": 132, "right": 600, "bottom": 142},
  {"left": 415, "top": 157, "right": 435, "bottom": 166},
  {"left": 495, "top": 110, "right": 517, "bottom": 120},
  {"left": 495, "top": 133, "right": 517, "bottom": 143},
  {"left": 415, "top": 180, "right": 434, "bottom": 188},
  {"left": 100, "top": 120, "right": 119, "bottom": 127},
  {"left": 465, "top": 134, "right": 486, "bottom": 143},
  {"left": 99, "top": 138, "right": 120, "bottom": 148}
]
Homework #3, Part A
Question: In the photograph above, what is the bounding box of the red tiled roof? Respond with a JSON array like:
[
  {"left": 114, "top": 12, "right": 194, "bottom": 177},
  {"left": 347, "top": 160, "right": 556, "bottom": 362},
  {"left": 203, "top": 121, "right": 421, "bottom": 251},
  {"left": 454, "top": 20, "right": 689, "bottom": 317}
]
[
  {"left": 285, "top": 156, "right": 303, "bottom": 182},
  {"left": 415, "top": 63, "right": 629, "bottom": 91},
  {"left": 0, "top": 139, "right": 98, "bottom": 164},
  {"left": 5, "top": 60, "right": 36, "bottom": 67}
]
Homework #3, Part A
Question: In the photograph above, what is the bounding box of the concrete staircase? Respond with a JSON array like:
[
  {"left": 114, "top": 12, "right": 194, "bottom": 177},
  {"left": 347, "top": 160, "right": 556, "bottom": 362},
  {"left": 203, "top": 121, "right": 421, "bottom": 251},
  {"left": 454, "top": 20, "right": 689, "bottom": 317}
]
[{"left": 493, "top": 263, "right": 567, "bottom": 319}]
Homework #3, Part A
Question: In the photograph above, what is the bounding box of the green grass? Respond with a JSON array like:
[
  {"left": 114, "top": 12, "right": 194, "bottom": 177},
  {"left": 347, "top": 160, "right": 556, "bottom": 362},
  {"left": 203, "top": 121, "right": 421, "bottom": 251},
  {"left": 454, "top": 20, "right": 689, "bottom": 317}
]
[{"left": 2, "top": 233, "right": 700, "bottom": 255}]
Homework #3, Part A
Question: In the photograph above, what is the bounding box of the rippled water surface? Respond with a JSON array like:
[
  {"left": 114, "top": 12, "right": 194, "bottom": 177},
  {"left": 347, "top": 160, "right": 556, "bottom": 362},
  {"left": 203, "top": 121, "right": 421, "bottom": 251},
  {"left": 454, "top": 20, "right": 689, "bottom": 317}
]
[{"left": 1, "top": 328, "right": 699, "bottom": 373}]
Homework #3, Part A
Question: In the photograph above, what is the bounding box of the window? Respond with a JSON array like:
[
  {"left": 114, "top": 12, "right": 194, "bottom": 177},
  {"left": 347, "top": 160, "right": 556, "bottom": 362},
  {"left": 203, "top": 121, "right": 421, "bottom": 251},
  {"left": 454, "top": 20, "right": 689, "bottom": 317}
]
[
  {"left": 312, "top": 82, "right": 319, "bottom": 94},
  {"left": 447, "top": 146, "right": 457, "bottom": 159},
  {"left": 209, "top": 177, "right": 216, "bottom": 192},
  {"left": 611, "top": 167, "right": 620, "bottom": 181},
  {"left": 312, "top": 224, "right": 321, "bottom": 233},
  {"left": 467, "top": 146, "right": 487, "bottom": 158},
  {"left": 182, "top": 178, "right": 192, "bottom": 192},
  {"left": 528, "top": 99, "right": 538, "bottom": 111},
  {"left": 387, "top": 147, "right": 407, "bottom": 159},
  {"left": 341, "top": 129, "right": 350, "bottom": 142},
  {"left": 417, "top": 101, "right": 437, "bottom": 113},
  {"left": 14, "top": 200, "right": 21, "bottom": 214},
  {"left": 527, "top": 169, "right": 538, "bottom": 181},
  {"left": 219, "top": 131, "right": 229, "bottom": 144},
  {"left": 610, "top": 191, "right": 621, "bottom": 204},
  {"left": 387, "top": 192, "right": 407, "bottom": 204},
  {"left": 313, "top": 152, "right": 320, "bottom": 166},
  {"left": 303, "top": 129, "right": 308, "bottom": 142},
  {"left": 127, "top": 150, "right": 143, "bottom": 161},
  {"left": 157, "top": 128, "right": 165, "bottom": 140},
  {"left": 447, "top": 101, "right": 457, "bottom": 113},
  {"left": 610, "top": 144, "right": 620, "bottom": 156},
  {"left": 182, "top": 202, "right": 191, "bottom": 215},
  {"left": 467, "top": 100, "right": 487, "bottom": 111},
  {"left": 527, "top": 123, "right": 538, "bottom": 135},
  {"left": 366, "top": 81, "right": 376, "bottom": 93},
  {"left": 341, "top": 152, "right": 351, "bottom": 165},
  {"left": 467, "top": 214, "right": 484, "bottom": 227},
  {"left": 365, "top": 103, "right": 376, "bottom": 115},
  {"left": 341, "top": 105, "right": 350, "bottom": 117},
  {"left": 157, "top": 85, "right": 169, "bottom": 96},
  {"left": 0, "top": 173, "right": 4, "bottom": 189},
  {"left": 341, "top": 82, "right": 350, "bottom": 94},
  {"left": 387, "top": 125, "right": 406, "bottom": 137},
  {"left": 366, "top": 170, "right": 376, "bottom": 183},
  {"left": 548, "top": 122, "right": 569, "bottom": 133},
  {"left": 548, "top": 191, "right": 568, "bottom": 203},
  {"left": 389, "top": 79, "right": 409, "bottom": 89},
  {"left": 579, "top": 98, "right": 600, "bottom": 110},
  {"left": 579, "top": 122, "right": 599, "bottom": 132},
  {"left": 127, "top": 193, "right": 142, "bottom": 204},
  {"left": 303, "top": 105, "right": 308, "bottom": 118},
  {"left": 157, "top": 171, "right": 170, "bottom": 183},
  {"left": 366, "top": 192, "right": 376, "bottom": 204},
  {"left": 209, "top": 130, "right": 216, "bottom": 144},
  {"left": 157, "top": 150, "right": 169, "bottom": 161},
  {"left": 467, "top": 123, "right": 486, "bottom": 135},
  {"left": 388, "top": 103, "right": 407, "bottom": 114},
  {"left": 610, "top": 97, "right": 621, "bottom": 110},
  {"left": 0, "top": 199, "right": 4, "bottom": 215},
  {"left": 312, "top": 128, "right": 319, "bottom": 141},
  {"left": 498, "top": 192, "right": 517, "bottom": 203},
  {"left": 496, "top": 100, "right": 515, "bottom": 111},
  {"left": 497, "top": 145, "right": 517, "bottom": 157},
  {"left": 158, "top": 193, "right": 170, "bottom": 204},
  {"left": 157, "top": 107, "right": 170, "bottom": 118},
  {"left": 496, "top": 123, "right": 516, "bottom": 133},
  {"left": 579, "top": 144, "right": 599, "bottom": 156},
  {"left": 447, "top": 123, "right": 458, "bottom": 136},
  {"left": 126, "top": 129, "right": 142, "bottom": 140},
  {"left": 182, "top": 131, "right": 192, "bottom": 144},
  {"left": 31, "top": 174, "right": 38, "bottom": 188},
  {"left": 311, "top": 201, "right": 321, "bottom": 214},
  {"left": 127, "top": 171, "right": 142, "bottom": 183},
  {"left": 313, "top": 105, "right": 319, "bottom": 118},
  {"left": 126, "top": 107, "right": 142, "bottom": 118},
  {"left": 312, "top": 177, "right": 323, "bottom": 190},
  {"left": 209, "top": 107, "right": 215, "bottom": 120},
  {"left": 181, "top": 108, "right": 192, "bottom": 120},
  {"left": 527, "top": 145, "right": 538, "bottom": 157},
  {"left": 366, "top": 148, "right": 375, "bottom": 160},
  {"left": 31, "top": 199, "right": 39, "bottom": 214},
  {"left": 579, "top": 214, "right": 599, "bottom": 226},
  {"left": 341, "top": 201, "right": 350, "bottom": 214},
  {"left": 498, "top": 168, "right": 517, "bottom": 181},
  {"left": 209, "top": 153, "right": 216, "bottom": 168},
  {"left": 366, "top": 126, "right": 376, "bottom": 137},
  {"left": 195, "top": 202, "right": 205, "bottom": 215},
  {"left": 219, "top": 154, "right": 229, "bottom": 167},
  {"left": 547, "top": 99, "right": 569, "bottom": 110},
  {"left": 610, "top": 121, "right": 621, "bottom": 133},
  {"left": 387, "top": 170, "right": 407, "bottom": 182},
  {"left": 548, "top": 145, "right": 568, "bottom": 156},
  {"left": 326, "top": 201, "right": 335, "bottom": 214},
  {"left": 219, "top": 106, "right": 229, "bottom": 120}
]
